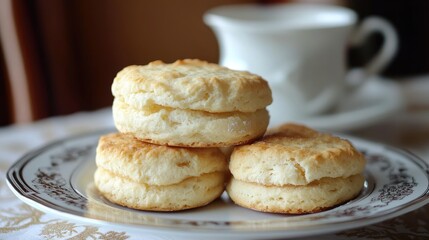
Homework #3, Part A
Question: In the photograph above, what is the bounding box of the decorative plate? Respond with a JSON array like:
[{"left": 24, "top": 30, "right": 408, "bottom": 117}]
[{"left": 7, "top": 130, "right": 429, "bottom": 239}]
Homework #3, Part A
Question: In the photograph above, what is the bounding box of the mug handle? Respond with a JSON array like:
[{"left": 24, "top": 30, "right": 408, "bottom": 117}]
[{"left": 347, "top": 17, "right": 398, "bottom": 89}]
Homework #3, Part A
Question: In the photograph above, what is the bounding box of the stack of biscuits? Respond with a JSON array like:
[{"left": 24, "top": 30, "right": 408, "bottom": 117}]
[
  {"left": 94, "top": 59, "right": 273, "bottom": 211},
  {"left": 94, "top": 59, "right": 366, "bottom": 214}
]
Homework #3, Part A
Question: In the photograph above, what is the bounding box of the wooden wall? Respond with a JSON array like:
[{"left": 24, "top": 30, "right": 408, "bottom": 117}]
[{"left": 1, "top": 0, "right": 258, "bottom": 124}]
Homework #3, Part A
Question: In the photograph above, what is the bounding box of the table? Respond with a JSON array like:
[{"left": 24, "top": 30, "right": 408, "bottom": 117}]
[{"left": 1, "top": 77, "right": 428, "bottom": 239}]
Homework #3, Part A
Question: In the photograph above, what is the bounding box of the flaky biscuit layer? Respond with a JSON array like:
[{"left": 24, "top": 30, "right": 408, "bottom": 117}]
[
  {"left": 227, "top": 174, "right": 364, "bottom": 214},
  {"left": 94, "top": 168, "right": 226, "bottom": 211},
  {"left": 112, "top": 98, "right": 269, "bottom": 147}
]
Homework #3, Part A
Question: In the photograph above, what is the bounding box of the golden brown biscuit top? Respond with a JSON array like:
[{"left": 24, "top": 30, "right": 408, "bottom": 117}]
[
  {"left": 111, "top": 59, "right": 272, "bottom": 113},
  {"left": 229, "top": 123, "right": 366, "bottom": 186},
  {"left": 96, "top": 133, "right": 228, "bottom": 185}
]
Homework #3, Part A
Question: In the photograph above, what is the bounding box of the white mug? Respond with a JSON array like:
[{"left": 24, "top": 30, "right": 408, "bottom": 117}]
[{"left": 204, "top": 3, "right": 398, "bottom": 125}]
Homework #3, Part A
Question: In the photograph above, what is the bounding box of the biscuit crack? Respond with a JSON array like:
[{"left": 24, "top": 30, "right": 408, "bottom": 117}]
[
  {"left": 293, "top": 162, "right": 306, "bottom": 180},
  {"left": 176, "top": 161, "right": 190, "bottom": 168}
]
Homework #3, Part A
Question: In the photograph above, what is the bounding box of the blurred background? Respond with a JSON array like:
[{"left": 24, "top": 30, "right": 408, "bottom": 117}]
[{"left": 0, "top": 0, "right": 427, "bottom": 126}]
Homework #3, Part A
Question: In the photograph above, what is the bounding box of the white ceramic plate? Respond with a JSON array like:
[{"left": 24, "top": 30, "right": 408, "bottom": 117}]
[
  {"left": 7, "top": 130, "right": 429, "bottom": 239},
  {"left": 271, "top": 77, "right": 405, "bottom": 132}
]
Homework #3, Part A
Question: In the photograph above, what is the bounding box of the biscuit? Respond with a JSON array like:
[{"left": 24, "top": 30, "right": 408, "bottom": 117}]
[
  {"left": 111, "top": 59, "right": 272, "bottom": 147},
  {"left": 227, "top": 123, "right": 366, "bottom": 214},
  {"left": 94, "top": 133, "right": 228, "bottom": 211}
]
